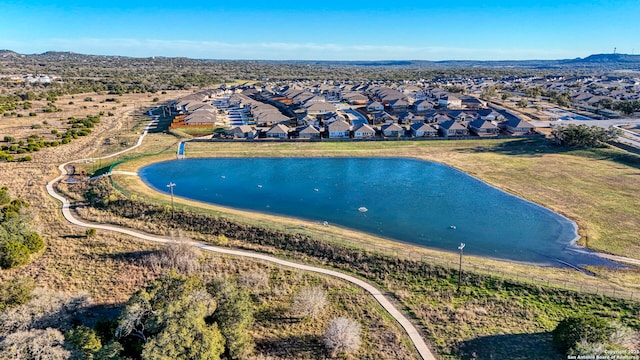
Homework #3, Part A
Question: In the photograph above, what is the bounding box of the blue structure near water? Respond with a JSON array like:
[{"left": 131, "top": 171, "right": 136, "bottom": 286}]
[{"left": 177, "top": 141, "right": 186, "bottom": 159}]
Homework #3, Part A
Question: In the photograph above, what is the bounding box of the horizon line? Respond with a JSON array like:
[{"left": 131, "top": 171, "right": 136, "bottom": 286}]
[{"left": 3, "top": 48, "right": 637, "bottom": 63}]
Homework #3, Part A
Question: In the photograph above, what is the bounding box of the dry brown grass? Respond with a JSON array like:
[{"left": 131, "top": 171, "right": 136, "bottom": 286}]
[{"left": 0, "top": 90, "right": 420, "bottom": 359}]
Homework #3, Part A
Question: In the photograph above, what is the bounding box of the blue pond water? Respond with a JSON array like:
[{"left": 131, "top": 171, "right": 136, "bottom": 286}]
[{"left": 139, "top": 157, "right": 616, "bottom": 267}]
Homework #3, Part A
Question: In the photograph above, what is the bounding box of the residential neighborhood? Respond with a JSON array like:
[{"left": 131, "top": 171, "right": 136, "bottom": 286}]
[{"left": 168, "top": 80, "right": 543, "bottom": 141}]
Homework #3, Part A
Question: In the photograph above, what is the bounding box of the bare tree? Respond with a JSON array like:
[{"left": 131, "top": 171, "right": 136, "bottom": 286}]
[
  {"left": 237, "top": 271, "right": 270, "bottom": 292},
  {"left": 290, "top": 286, "right": 327, "bottom": 319},
  {"left": 0, "top": 328, "right": 70, "bottom": 360},
  {"left": 144, "top": 233, "right": 201, "bottom": 274},
  {"left": 0, "top": 288, "right": 91, "bottom": 336},
  {"left": 323, "top": 317, "right": 361, "bottom": 357}
]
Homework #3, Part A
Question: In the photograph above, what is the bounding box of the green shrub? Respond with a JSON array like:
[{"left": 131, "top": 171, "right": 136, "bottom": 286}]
[
  {"left": 65, "top": 326, "right": 102, "bottom": 355},
  {"left": 22, "top": 232, "right": 44, "bottom": 253},
  {"left": 0, "top": 187, "right": 10, "bottom": 205},
  {"left": 86, "top": 228, "right": 97, "bottom": 238},
  {"left": 0, "top": 240, "right": 31, "bottom": 269},
  {"left": 552, "top": 315, "right": 613, "bottom": 354},
  {"left": 0, "top": 277, "right": 35, "bottom": 312}
]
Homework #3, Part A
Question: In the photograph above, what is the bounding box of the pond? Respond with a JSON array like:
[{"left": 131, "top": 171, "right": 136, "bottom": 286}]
[{"left": 139, "top": 157, "right": 616, "bottom": 268}]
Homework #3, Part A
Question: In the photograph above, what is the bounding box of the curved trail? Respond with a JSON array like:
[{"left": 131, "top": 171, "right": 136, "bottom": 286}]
[{"left": 46, "top": 120, "right": 437, "bottom": 360}]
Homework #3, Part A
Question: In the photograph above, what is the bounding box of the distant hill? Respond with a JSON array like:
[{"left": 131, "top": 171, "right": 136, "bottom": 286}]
[
  {"left": 564, "top": 53, "right": 640, "bottom": 64},
  {"left": 0, "top": 50, "right": 20, "bottom": 58},
  {"left": 1, "top": 50, "right": 639, "bottom": 70}
]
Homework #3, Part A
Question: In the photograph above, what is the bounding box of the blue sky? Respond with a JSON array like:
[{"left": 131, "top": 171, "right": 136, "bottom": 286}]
[{"left": 1, "top": 0, "right": 638, "bottom": 60}]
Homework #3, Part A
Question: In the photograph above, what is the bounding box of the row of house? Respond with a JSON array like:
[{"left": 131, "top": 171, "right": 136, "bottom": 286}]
[{"left": 227, "top": 116, "right": 535, "bottom": 140}]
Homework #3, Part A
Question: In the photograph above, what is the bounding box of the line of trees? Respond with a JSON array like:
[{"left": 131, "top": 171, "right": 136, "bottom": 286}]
[
  {"left": 0, "top": 187, "right": 44, "bottom": 269},
  {"left": 550, "top": 124, "right": 622, "bottom": 147}
]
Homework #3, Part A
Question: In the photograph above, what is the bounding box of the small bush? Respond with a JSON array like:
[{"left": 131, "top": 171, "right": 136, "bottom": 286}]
[
  {"left": 144, "top": 239, "right": 201, "bottom": 274},
  {"left": 22, "top": 232, "right": 44, "bottom": 253},
  {"left": 0, "top": 277, "right": 35, "bottom": 312},
  {"left": 291, "top": 286, "right": 328, "bottom": 319},
  {"left": 85, "top": 228, "right": 97, "bottom": 238},
  {"left": 324, "top": 317, "right": 361, "bottom": 357}
]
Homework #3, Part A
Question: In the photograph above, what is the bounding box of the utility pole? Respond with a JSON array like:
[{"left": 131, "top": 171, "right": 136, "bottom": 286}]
[
  {"left": 457, "top": 243, "right": 465, "bottom": 292},
  {"left": 166, "top": 182, "right": 176, "bottom": 218}
]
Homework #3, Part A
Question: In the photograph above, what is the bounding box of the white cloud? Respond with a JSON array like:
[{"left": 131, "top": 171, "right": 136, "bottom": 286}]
[{"left": 0, "top": 38, "right": 580, "bottom": 61}]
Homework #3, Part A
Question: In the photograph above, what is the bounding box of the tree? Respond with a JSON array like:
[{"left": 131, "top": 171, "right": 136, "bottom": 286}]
[
  {"left": 65, "top": 325, "right": 103, "bottom": 357},
  {"left": 0, "top": 288, "right": 92, "bottom": 336},
  {"left": 290, "top": 286, "right": 328, "bottom": 319},
  {"left": 614, "top": 100, "right": 640, "bottom": 115},
  {"left": 0, "top": 240, "right": 31, "bottom": 269},
  {"left": 552, "top": 315, "right": 613, "bottom": 354},
  {"left": 116, "top": 273, "right": 225, "bottom": 360},
  {"left": 141, "top": 291, "right": 224, "bottom": 360},
  {"left": 517, "top": 99, "right": 529, "bottom": 108},
  {"left": 551, "top": 124, "right": 621, "bottom": 147},
  {"left": 208, "top": 279, "right": 255, "bottom": 359},
  {"left": 0, "top": 328, "right": 71, "bottom": 360},
  {"left": 323, "top": 317, "right": 361, "bottom": 357}
]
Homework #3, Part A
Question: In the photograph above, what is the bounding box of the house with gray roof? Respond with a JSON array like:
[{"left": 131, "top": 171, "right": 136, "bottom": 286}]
[
  {"left": 229, "top": 125, "right": 257, "bottom": 139},
  {"left": 438, "top": 94, "right": 463, "bottom": 109},
  {"left": 366, "top": 101, "right": 384, "bottom": 112},
  {"left": 389, "top": 98, "right": 410, "bottom": 111},
  {"left": 353, "top": 123, "right": 376, "bottom": 139},
  {"left": 500, "top": 118, "right": 535, "bottom": 135},
  {"left": 371, "top": 111, "right": 395, "bottom": 124},
  {"left": 439, "top": 120, "right": 469, "bottom": 137},
  {"left": 410, "top": 123, "right": 438, "bottom": 137},
  {"left": 478, "top": 109, "right": 504, "bottom": 121},
  {"left": 413, "top": 99, "right": 434, "bottom": 112},
  {"left": 305, "top": 102, "right": 337, "bottom": 116},
  {"left": 266, "top": 124, "right": 290, "bottom": 139},
  {"left": 431, "top": 113, "right": 455, "bottom": 124},
  {"left": 184, "top": 109, "right": 217, "bottom": 126},
  {"left": 327, "top": 119, "right": 351, "bottom": 138},
  {"left": 381, "top": 123, "right": 405, "bottom": 137},
  {"left": 298, "top": 125, "right": 321, "bottom": 139},
  {"left": 468, "top": 119, "right": 499, "bottom": 137}
]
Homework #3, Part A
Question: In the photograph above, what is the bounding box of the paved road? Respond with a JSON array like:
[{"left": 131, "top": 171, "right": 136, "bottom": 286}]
[{"left": 45, "top": 120, "right": 436, "bottom": 360}]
